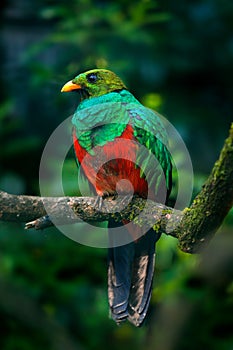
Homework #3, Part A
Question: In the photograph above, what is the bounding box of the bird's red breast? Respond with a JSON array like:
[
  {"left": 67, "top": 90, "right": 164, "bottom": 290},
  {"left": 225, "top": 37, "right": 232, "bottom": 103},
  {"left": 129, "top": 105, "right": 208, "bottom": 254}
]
[{"left": 73, "top": 124, "right": 154, "bottom": 199}]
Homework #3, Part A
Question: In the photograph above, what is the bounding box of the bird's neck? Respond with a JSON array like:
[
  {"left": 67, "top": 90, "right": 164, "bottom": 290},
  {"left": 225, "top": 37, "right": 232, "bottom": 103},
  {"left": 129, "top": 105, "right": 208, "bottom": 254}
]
[{"left": 77, "top": 89, "right": 139, "bottom": 111}]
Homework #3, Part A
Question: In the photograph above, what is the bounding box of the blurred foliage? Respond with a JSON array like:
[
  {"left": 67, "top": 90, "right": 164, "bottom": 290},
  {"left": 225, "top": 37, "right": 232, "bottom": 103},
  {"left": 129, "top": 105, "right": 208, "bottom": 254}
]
[{"left": 0, "top": 0, "right": 233, "bottom": 349}]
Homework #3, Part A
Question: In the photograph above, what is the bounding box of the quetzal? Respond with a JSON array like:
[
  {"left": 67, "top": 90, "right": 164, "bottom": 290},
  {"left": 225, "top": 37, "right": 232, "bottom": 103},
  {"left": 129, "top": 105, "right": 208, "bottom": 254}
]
[{"left": 61, "top": 69, "right": 172, "bottom": 327}]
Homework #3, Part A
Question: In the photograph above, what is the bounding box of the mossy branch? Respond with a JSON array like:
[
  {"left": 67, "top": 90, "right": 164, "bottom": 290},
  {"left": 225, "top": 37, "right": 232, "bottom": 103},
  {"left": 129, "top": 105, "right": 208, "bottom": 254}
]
[
  {"left": 0, "top": 191, "right": 182, "bottom": 237},
  {"left": 175, "top": 122, "right": 233, "bottom": 252},
  {"left": 0, "top": 123, "right": 232, "bottom": 253}
]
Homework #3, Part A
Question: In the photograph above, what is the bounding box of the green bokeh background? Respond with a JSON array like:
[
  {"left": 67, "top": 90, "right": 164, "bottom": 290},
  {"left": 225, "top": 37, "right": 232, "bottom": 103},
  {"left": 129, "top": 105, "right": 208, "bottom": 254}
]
[{"left": 0, "top": 1, "right": 233, "bottom": 349}]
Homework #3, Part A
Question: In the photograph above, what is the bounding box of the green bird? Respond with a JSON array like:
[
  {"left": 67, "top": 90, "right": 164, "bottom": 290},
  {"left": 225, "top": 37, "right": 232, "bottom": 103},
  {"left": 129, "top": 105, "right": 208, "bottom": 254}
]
[{"left": 61, "top": 69, "right": 172, "bottom": 326}]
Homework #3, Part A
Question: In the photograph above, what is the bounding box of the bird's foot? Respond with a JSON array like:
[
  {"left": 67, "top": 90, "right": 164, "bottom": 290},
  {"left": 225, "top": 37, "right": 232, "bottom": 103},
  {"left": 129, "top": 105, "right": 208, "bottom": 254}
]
[
  {"left": 93, "top": 194, "right": 133, "bottom": 213},
  {"left": 117, "top": 194, "right": 133, "bottom": 208},
  {"left": 93, "top": 195, "right": 105, "bottom": 211}
]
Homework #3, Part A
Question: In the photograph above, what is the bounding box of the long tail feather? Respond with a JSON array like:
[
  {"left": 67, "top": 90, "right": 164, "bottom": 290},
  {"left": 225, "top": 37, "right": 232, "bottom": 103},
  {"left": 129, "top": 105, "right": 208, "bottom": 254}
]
[
  {"left": 108, "top": 221, "right": 159, "bottom": 326},
  {"left": 108, "top": 241, "right": 134, "bottom": 323},
  {"left": 128, "top": 231, "right": 157, "bottom": 326}
]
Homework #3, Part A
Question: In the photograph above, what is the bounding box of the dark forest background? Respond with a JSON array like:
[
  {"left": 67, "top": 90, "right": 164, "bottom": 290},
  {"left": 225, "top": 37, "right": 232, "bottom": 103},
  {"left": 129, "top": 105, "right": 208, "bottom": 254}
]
[{"left": 0, "top": 1, "right": 233, "bottom": 349}]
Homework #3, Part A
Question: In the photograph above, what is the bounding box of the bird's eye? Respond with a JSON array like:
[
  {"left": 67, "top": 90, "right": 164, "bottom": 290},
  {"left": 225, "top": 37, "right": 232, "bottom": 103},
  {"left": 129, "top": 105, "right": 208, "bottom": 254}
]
[{"left": 87, "top": 73, "right": 98, "bottom": 83}]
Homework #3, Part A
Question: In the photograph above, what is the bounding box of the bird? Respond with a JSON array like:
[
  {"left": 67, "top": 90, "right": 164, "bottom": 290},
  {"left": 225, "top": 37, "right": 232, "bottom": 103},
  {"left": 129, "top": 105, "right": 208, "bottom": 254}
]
[{"left": 61, "top": 69, "right": 172, "bottom": 327}]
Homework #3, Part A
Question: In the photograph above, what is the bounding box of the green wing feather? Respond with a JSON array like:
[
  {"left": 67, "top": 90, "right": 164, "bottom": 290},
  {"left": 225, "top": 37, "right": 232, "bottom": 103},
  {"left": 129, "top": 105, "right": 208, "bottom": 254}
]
[{"left": 128, "top": 105, "right": 172, "bottom": 196}]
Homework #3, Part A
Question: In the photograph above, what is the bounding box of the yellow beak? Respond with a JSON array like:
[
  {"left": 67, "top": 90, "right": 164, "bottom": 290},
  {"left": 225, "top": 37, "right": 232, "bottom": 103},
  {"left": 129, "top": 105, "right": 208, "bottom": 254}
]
[{"left": 61, "top": 80, "right": 82, "bottom": 92}]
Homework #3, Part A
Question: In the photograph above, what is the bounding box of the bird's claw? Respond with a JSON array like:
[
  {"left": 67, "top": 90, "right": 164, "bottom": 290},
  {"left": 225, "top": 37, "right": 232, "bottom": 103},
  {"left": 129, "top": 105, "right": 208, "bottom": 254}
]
[
  {"left": 117, "top": 194, "right": 133, "bottom": 208},
  {"left": 93, "top": 195, "right": 105, "bottom": 211},
  {"left": 93, "top": 194, "right": 133, "bottom": 213}
]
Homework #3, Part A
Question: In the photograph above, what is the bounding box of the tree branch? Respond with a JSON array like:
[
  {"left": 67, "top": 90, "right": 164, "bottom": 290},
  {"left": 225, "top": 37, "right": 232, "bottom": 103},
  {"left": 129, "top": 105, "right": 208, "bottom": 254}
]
[
  {"left": 176, "top": 122, "right": 233, "bottom": 252},
  {"left": 0, "top": 123, "right": 232, "bottom": 253},
  {"left": 0, "top": 191, "right": 182, "bottom": 237}
]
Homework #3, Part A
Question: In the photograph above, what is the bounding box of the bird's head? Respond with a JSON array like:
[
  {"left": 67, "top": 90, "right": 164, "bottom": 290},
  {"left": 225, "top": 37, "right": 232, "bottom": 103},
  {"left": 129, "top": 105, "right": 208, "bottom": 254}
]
[{"left": 61, "top": 69, "right": 127, "bottom": 99}]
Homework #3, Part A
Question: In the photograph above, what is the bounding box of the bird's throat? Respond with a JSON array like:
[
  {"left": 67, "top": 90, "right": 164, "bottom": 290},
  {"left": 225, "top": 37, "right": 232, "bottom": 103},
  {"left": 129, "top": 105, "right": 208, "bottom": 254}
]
[{"left": 79, "top": 88, "right": 90, "bottom": 100}]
